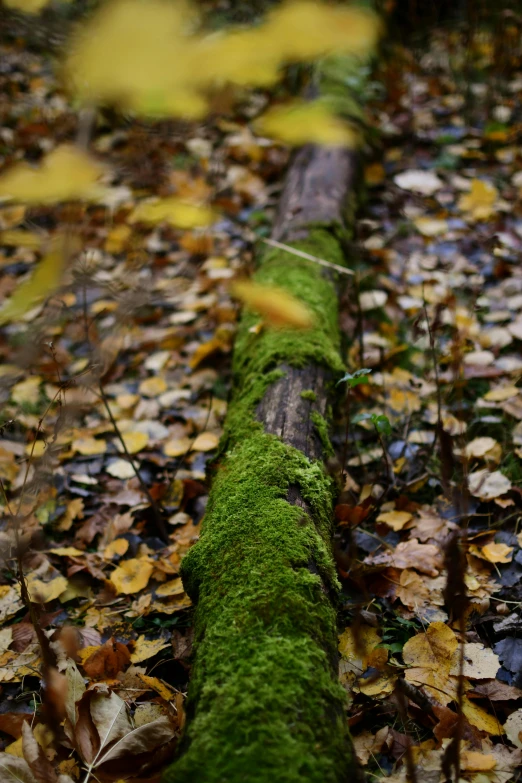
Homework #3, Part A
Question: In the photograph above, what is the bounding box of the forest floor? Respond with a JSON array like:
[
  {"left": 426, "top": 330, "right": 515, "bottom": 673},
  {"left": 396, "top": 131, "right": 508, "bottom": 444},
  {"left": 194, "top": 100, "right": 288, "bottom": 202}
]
[{"left": 0, "top": 9, "right": 522, "bottom": 783}]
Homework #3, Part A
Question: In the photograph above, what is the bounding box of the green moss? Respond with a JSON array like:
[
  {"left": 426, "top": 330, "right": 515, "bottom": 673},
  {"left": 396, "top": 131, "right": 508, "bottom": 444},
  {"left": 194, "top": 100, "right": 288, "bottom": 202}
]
[
  {"left": 311, "top": 410, "right": 335, "bottom": 458},
  {"left": 164, "top": 226, "right": 353, "bottom": 783},
  {"left": 167, "top": 434, "right": 349, "bottom": 783},
  {"left": 300, "top": 390, "right": 317, "bottom": 401}
]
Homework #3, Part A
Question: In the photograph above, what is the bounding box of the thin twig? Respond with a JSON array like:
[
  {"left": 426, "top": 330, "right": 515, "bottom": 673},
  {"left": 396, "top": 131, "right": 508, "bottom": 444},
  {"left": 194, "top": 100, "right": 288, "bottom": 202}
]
[{"left": 263, "top": 237, "right": 354, "bottom": 275}]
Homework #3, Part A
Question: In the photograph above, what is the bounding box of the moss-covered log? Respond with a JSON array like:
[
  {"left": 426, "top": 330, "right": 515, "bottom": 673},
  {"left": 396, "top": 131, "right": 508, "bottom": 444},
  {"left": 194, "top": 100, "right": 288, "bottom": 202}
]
[{"left": 164, "top": 46, "right": 372, "bottom": 783}]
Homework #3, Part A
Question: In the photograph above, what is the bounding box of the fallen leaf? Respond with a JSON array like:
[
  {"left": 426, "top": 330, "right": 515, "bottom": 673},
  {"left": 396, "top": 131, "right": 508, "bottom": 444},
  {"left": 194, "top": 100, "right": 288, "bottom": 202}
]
[
  {"left": 72, "top": 436, "right": 107, "bottom": 456},
  {"left": 82, "top": 638, "right": 131, "bottom": 679},
  {"left": 465, "top": 437, "right": 499, "bottom": 459},
  {"left": 116, "top": 431, "right": 149, "bottom": 454},
  {"left": 129, "top": 198, "right": 216, "bottom": 228},
  {"left": 376, "top": 510, "right": 412, "bottom": 531},
  {"left": 458, "top": 178, "right": 499, "bottom": 221},
  {"left": 461, "top": 695, "right": 504, "bottom": 734},
  {"left": 137, "top": 674, "right": 176, "bottom": 701},
  {"left": 130, "top": 636, "right": 170, "bottom": 663},
  {"left": 359, "top": 290, "right": 388, "bottom": 311},
  {"left": 394, "top": 169, "right": 443, "bottom": 195},
  {"left": 110, "top": 558, "right": 154, "bottom": 594},
  {"left": 26, "top": 575, "right": 68, "bottom": 604},
  {"left": 403, "top": 622, "right": 458, "bottom": 704},
  {"left": 191, "top": 432, "right": 219, "bottom": 452},
  {"left": 0, "top": 145, "right": 105, "bottom": 204},
  {"left": 449, "top": 642, "right": 500, "bottom": 679},
  {"left": 504, "top": 708, "right": 522, "bottom": 749},
  {"left": 139, "top": 377, "right": 168, "bottom": 397},
  {"left": 460, "top": 750, "right": 496, "bottom": 771},
  {"left": 106, "top": 459, "right": 135, "bottom": 480},
  {"left": 468, "top": 469, "right": 512, "bottom": 500}
]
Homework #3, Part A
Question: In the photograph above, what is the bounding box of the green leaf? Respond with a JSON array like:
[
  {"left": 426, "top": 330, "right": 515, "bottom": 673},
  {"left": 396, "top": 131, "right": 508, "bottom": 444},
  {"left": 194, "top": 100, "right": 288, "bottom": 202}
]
[{"left": 337, "top": 368, "right": 372, "bottom": 387}]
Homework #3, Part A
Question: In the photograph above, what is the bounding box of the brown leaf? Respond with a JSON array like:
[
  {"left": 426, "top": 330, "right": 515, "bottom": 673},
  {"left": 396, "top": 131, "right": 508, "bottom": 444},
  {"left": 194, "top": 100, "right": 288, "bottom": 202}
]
[
  {"left": 467, "top": 679, "right": 522, "bottom": 701},
  {"left": 0, "top": 714, "right": 31, "bottom": 739},
  {"left": 82, "top": 638, "right": 131, "bottom": 680},
  {"left": 0, "top": 755, "right": 38, "bottom": 783},
  {"left": 21, "top": 722, "right": 57, "bottom": 783},
  {"left": 96, "top": 715, "right": 176, "bottom": 766}
]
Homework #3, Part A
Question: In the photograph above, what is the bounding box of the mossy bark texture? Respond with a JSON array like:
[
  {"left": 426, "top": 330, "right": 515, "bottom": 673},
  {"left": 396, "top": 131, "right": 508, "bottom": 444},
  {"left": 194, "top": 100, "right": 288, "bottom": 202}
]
[{"left": 166, "top": 53, "right": 370, "bottom": 783}]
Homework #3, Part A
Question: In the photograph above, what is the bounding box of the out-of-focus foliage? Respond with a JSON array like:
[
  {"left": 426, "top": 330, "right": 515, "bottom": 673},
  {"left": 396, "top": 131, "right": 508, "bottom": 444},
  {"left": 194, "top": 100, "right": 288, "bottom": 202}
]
[{"left": 63, "top": 0, "right": 378, "bottom": 120}]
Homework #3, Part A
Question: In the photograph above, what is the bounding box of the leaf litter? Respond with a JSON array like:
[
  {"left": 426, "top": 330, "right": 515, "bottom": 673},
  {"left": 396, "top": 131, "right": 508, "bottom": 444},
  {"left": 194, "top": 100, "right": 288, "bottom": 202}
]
[{"left": 0, "top": 3, "right": 522, "bottom": 783}]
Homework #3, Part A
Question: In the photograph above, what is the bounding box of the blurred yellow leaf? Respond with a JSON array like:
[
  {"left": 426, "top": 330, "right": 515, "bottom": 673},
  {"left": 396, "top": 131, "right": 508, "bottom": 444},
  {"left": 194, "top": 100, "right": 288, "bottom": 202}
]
[
  {"left": 11, "top": 376, "right": 41, "bottom": 405},
  {"left": 72, "top": 436, "right": 107, "bottom": 456},
  {"left": 110, "top": 558, "right": 154, "bottom": 594},
  {"left": 116, "top": 431, "right": 149, "bottom": 454},
  {"left": 130, "top": 635, "right": 170, "bottom": 663},
  {"left": 129, "top": 198, "right": 216, "bottom": 228},
  {"left": 164, "top": 437, "right": 192, "bottom": 457},
  {"left": 0, "top": 145, "right": 105, "bottom": 204},
  {"left": 64, "top": 0, "right": 378, "bottom": 117},
  {"left": 191, "top": 432, "right": 219, "bottom": 452},
  {"left": 155, "top": 578, "right": 184, "bottom": 597},
  {"left": 0, "top": 234, "right": 76, "bottom": 325},
  {"left": 0, "top": 229, "right": 43, "bottom": 250},
  {"left": 48, "top": 547, "right": 84, "bottom": 557},
  {"left": 458, "top": 179, "right": 499, "bottom": 221},
  {"left": 64, "top": 0, "right": 198, "bottom": 115},
  {"left": 376, "top": 510, "right": 412, "bottom": 531},
  {"left": 460, "top": 751, "right": 496, "bottom": 772},
  {"left": 231, "top": 280, "right": 314, "bottom": 329},
  {"left": 139, "top": 376, "right": 168, "bottom": 397},
  {"left": 27, "top": 575, "right": 68, "bottom": 603},
  {"left": 254, "top": 100, "right": 357, "bottom": 147},
  {"left": 103, "top": 538, "right": 130, "bottom": 559},
  {"left": 3, "top": 0, "right": 49, "bottom": 13},
  {"left": 469, "top": 542, "right": 513, "bottom": 564}
]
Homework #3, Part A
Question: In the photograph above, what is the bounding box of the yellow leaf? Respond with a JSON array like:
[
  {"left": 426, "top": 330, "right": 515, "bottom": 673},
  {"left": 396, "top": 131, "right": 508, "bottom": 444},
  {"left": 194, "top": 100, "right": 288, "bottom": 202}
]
[
  {"left": 25, "top": 440, "right": 46, "bottom": 457},
  {"left": 338, "top": 624, "right": 382, "bottom": 688},
  {"left": 103, "top": 538, "right": 130, "bottom": 559},
  {"left": 155, "top": 578, "right": 184, "bottom": 597},
  {"left": 105, "top": 224, "right": 132, "bottom": 254},
  {"left": 484, "top": 386, "right": 519, "bottom": 402},
  {"left": 0, "top": 234, "right": 75, "bottom": 325},
  {"left": 11, "top": 376, "right": 41, "bottom": 405},
  {"left": 261, "top": 0, "right": 379, "bottom": 63},
  {"left": 139, "top": 376, "right": 168, "bottom": 397},
  {"left": 376, "top": 510, "right": 412, "bottom": 531},
  {"left": 413, "top": 217, "right": 448, "bottom": 237},
  {"left": 462, "top": 696, "right": 505, "bottom": 735},
  {"left": 72, "top": 436, "right": 107, "bottom": 456},
  {"left": 231, "top": 280, "right": 314, "bottom": 329},
  {"left": 110, "top": 558, "right": 154, "bottom": 594},
  {"left": 26, "top": 575, "right": 68, "bottom": 603},
  {"left": 3, "top": 0, "right": 49, "bottom": 13},
  {"left": 0, "top": 145, "right": 105, "bottom": 204},
  {"left": 191, "top": 432, "right": 219, "bottom": 452},
  {"left": 48, "top": 547, "right": 84, "bottom": 557},
  {"left": 403, "top": 622, "right": 458, "bottom": 704},
  {"left": 116, "top": 431, "right": 149, "bottom": 455},
  {"left": 64, "top": 0, "right": 197, "bottom": 114},
  {"left": 0, "top": 229, "right": 43, "bottom": 250},
  {"left": 106, "top": 459, "right": 135, "bottom": 479},
  {"left": 129, "top": 198, "right": 216, "bottom": 228},
  {"left": 254, "top": 100, "right": 357, "bottom": 147},
  {"left": 164, "top": 437, "right": 192, "bottom": 457},
  {"left": 130, "top": 635, "right": 170, "bottom": 663},
  {"left": 465, "top": 437, "right": 499, "bottom": 459},
  {"left": 479, "top": 542, "right": 513, "bottom": 564},
  {"left": 137, "top": 673, "right": 176, "bottom": 700},
  {"left": 458, "top": 179, "right": 499, "bottom": 221},
  {"left": 460, "top": 751, "right": 496, "bottom": 772}
]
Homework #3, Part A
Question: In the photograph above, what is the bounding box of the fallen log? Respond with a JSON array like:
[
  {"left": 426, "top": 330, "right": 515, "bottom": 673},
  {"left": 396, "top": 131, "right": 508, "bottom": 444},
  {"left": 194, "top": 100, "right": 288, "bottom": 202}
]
[{"left": 166, "top": 66, "right": 368, "bottom": 783}]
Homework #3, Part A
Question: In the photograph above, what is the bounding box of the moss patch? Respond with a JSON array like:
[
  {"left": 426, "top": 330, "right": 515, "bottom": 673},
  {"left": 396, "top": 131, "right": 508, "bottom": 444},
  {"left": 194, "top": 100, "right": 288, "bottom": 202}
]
[
  {"left": 300, "top": 389, "right": 317, "bottom": 401},
  {"left": 165, "top": 199, "right": 355, "bottom": 783},
  {"left": 311, "top": 410, "right": 335, "bottom": 458}
]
